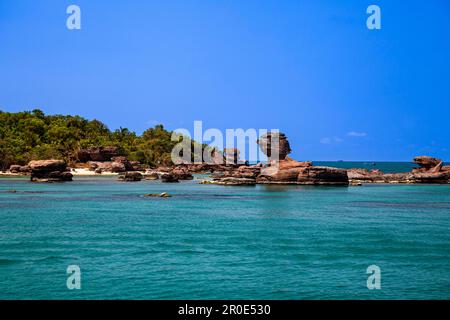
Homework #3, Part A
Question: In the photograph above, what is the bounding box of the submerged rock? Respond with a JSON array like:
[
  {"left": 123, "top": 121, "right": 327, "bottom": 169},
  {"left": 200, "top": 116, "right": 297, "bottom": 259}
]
[
  {"left": 210, "top": 177, "right": 256, "bottom": 186},
  {"left": 145, "top": 192, "right": 171, "bottom": 198}
]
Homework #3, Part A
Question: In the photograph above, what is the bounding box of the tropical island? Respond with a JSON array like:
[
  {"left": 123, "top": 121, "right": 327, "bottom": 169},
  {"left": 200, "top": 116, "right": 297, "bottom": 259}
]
[{"left": 1, "top": 110, "right": 449, "bottom": 185}]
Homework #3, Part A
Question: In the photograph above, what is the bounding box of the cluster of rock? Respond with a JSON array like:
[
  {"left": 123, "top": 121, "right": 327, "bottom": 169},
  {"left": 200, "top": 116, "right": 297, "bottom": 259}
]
[
  {"left": 28, "top": 160, "right": 73, "bottom": 182},
  {"left": 207, "top": 132, "right": 349, "bottom": 185},
  {"left": 347, "top": 156, "right": 450, "bottom": 184},
  {"left": 9, "top": 165, "right": 30, "bottom": 175},
  {"left": 76, "top": 146, "right": 144, "bottom": 174}
]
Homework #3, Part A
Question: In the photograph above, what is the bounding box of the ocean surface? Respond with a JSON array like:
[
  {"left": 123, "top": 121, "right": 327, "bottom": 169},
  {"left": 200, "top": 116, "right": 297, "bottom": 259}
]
[{"left": 0, "top": 162, "right": 449, "bottom": 300}]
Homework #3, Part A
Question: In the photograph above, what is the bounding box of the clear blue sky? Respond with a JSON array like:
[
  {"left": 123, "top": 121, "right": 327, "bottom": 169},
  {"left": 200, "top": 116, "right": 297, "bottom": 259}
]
[{"left": 1, "top": 0, "right": 449, "bottom": 161}]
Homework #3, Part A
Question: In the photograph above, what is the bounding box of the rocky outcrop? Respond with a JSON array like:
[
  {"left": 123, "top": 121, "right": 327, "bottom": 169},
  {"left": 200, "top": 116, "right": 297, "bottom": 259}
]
[
  {"left": 171, "top": 167, "right": 194, "bottom": 180},
  {"left": 77, "top": 146, "right": 118, "bottom": 162},
  {"left": 210, "top": 132, "right": 348, "bottom": 185},
  {"left": 257, "top": 132, "right": 292, "bottom": 161},
  {"left": 9, "top": 165, "right": 30, "bottom": 174},
  {"left": 413, "top": 156, "right": 442, "bottom": 172},
  {"left": 347, "top": 156, "right": 450, "bottom": 184},
  {"left": 257, "top": 157, "right": 312, "bottom": 182},
  {"left": 407, "top": 171, "right": 450, "bottom": 184},
  {"left": 144, "top": 171, "right": 159, "bottom": 180},
  {"left": 161, "top": 173, "right": 179, "bottom": 183},
  {"left": 295, "top": 167, "right": 349, "bottom": 185},
  {"left": 118, "top": 171, "right": 143, "bottom": 182},
  {"left": 28, "top": 160, "right": 73, "bottom": 182},
  {"left": 86, "top": 156, "right": 143, "bottom": 173}
]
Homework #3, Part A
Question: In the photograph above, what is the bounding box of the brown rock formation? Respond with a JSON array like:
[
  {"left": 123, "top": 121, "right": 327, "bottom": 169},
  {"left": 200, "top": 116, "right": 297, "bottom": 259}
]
[
  {"left": 413, "top": 156, "right": 442, "bottom": 170},
  {"left": 161, "top": 173, "right": 179, "bottom": 183},
  {"left": 118, "top": 171, "right": 143, "bottom": 182},
  {"left": 257, "top": 157, "right": 312, "bottom": 182},
  {"left": 296, "top": 167, "right": 349, "bottom": 185},
  {"left": 171, "top": 167, "right": 194, "bottom": 180},
  {"left": 257, "top": 132, "right": 292, "bottom": 161},
  {"left": 28, "top": 160, "right": 73, "bottom": 182}
]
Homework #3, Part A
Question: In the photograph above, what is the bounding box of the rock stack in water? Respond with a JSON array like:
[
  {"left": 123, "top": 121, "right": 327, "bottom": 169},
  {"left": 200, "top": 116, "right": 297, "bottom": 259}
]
[
  {"left": 207, "top": 132, "right": 349, "bottom": 185},
  {"left": 347, "top": 156, "right": 450, "bottom": 184},
  {"left": 28, "top": 160, "right": 73, "bottom": 182}
]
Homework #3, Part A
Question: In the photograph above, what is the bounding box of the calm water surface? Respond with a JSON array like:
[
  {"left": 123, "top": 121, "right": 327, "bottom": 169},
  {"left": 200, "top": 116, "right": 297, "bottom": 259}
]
[{"left": 0, "top": 170, "right": 449, "bottom": 299}]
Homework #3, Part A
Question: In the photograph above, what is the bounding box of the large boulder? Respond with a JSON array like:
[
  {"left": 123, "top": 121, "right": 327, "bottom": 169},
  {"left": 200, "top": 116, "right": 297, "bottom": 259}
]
[
  {"left": 9, "top": 164, "right": 30, "bottom": 175},
  {"left": 118, "top": 171, "right": 143, "bottom": 182},
  {"left": 171, "top": 167, "right": 194, "bottom": 180},
  {"left": 257, "top": 132, "right": 292, "bottom": 161},
  {"left": 110, "top": 161, "right": 126, "bottom": 173},
  {"left": 9, "top": 165, "right": 22, "bottom": 174},
  {"left": 161, "top": 173, "right": 179, "bottom": 183},
  {"left": 28, "top": 160, "right": 72, "bottom": 182}
]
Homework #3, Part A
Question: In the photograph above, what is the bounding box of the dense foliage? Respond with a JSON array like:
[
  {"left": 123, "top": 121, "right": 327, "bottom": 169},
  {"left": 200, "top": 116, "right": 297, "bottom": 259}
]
[{"left": 0, "top": 109, "right": 205, "bottom": 170}]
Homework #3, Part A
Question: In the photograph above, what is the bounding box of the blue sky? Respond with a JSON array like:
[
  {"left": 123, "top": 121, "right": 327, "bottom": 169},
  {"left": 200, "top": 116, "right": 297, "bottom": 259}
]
[{"left": 0, "top": 0, "right": 449, "bottom": 161}]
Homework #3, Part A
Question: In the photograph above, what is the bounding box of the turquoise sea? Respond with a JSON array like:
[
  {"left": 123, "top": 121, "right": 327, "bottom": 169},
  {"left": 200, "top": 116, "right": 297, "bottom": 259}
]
[{"left": 0, "top": 162, "right": 449, "bottom": 300}]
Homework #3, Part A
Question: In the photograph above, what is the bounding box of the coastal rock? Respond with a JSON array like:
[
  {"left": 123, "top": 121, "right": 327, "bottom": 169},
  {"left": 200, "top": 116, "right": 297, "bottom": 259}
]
[
  {"left": 118, "top": 171, "right": 143, "bottom": 182},
  {"left": 295, "top": 166, "right": 349, "bottom": 185},
  {"left": 413, "top": 156, "right": 442, "bottom": 171},
  {"left": 407, "top": 171, "right": 450, "bottom": 184},
  {"left": 347, "top": 169, "right": 385, "bottom": 183},
  {"left": 257, "top": 157, "right": 312, "bottom": 182},
  {"left": 28, "top": 160, "right": 73, "bottom": 182},
  {"left": 110, "top": 161, "right": 127, "bottom": 173},
  {"left": 257, "top": 132, "right": 292, "bottom": 161},
  {"left": 9, "top": 164, "right": 30, "bottom": 174},
  {"left": 77, "top": 146, "right": 118, "bottom": 162},
  {"left": 161, "top": 173, "right": 179, "bottom": 183},
  {"left": 171, "top": 167, "right": 194, "bottom": 180},
  {"left": 144, "top": 171, "right": 159, "bottom": 180},
  {"left": 9, "top": 165, "right": 21, "bottom": 173}
]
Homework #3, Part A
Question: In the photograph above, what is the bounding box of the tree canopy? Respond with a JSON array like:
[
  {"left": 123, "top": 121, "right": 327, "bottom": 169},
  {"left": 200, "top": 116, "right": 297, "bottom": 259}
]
[{"left": 0, "top": 109, "right": 207, "bottom": 170}]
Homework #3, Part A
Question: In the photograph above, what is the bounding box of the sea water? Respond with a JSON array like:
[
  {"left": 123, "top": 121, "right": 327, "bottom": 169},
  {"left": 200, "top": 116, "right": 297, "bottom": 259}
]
[{"left": 0, "top": 163, "right": 449, "bottom": 299}]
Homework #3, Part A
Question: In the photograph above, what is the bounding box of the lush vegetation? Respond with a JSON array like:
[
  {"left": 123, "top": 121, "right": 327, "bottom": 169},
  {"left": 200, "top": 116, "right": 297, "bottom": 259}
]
[{"left": 0, "top": 109, "right": 206, "bottom": 170}]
